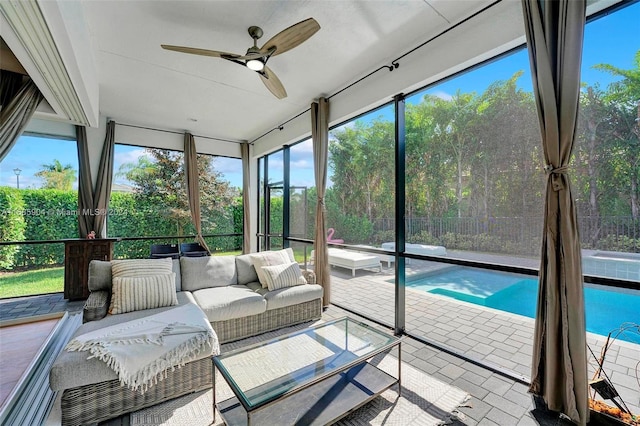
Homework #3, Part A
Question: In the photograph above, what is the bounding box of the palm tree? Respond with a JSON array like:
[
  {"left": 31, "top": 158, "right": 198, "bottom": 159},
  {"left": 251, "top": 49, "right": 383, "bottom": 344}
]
[
  {"left": 35, "top": 159, "right": 76, "bottom": 190},
  {"left": 593, "top": 50, "right": 640, "bottom": 217}
]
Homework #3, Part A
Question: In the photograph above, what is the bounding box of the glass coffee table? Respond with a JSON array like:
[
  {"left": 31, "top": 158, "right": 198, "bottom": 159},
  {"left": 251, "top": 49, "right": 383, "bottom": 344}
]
[{"left": 212, "top": 317, "right": 402, "bottom": 426}]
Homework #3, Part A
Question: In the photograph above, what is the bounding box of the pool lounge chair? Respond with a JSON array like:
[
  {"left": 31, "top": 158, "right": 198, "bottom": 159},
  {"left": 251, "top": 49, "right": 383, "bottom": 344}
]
[
  {"left": 312, "top": 248, "right": 382, "bottom": 277},
  {"left": 350, "top": 245, "right": 395, "bottom": 267},
  {"left": 381, "top": 242, "right": 447, "bottom": 256}
]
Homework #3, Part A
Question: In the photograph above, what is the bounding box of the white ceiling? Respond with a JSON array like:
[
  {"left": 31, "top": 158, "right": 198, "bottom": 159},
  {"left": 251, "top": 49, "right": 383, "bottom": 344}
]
[
  {"left": 1, "top": 0, "right": 620, "bottom": 148},
  {"left": 83, "top": 0, "right": 499, "bottom": 142}
]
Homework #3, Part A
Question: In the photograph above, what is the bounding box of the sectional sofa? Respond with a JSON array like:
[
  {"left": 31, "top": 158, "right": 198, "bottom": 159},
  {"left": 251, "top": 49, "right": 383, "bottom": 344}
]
[{"left": 49, "top": 249, "right": 323, "bottom": 425}]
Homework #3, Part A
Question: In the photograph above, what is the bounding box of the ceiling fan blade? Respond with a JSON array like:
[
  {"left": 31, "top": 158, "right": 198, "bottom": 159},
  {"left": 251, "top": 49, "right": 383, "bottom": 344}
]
[
  {"left": 260, "top": 18, "right": 320, "bottom": 57},
  {"left": 260, "top": 66, "right": 287, "bottom": 99},
  {"left": 161, "top": 44, "right": 239, "bottom": 59}
]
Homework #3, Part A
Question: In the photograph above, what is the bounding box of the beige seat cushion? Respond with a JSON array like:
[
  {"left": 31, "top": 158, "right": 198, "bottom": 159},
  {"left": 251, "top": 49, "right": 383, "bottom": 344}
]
[
  {"left": 192, "top": 285, "right": 267, "bottom": 322},
  {"left": 263, "top": 284, "right": 324, "bottom": 311}
]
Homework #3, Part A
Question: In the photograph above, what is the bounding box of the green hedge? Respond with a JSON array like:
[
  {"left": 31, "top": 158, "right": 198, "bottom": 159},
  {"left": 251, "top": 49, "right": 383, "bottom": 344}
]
[
  {"left": 0, "top": 187, "right": 26, "bottom": 269},
  {"left": 9, "top": 189, "right": 78, "bottom": 268},
  {"left": 0, "top": 189, "right": 243, "bottom": 269}
]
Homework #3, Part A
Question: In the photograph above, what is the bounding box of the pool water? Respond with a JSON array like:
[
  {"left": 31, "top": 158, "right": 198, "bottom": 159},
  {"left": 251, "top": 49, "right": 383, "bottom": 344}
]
[{"left": 407, "top": 268, "right": 640, "bottom": 344}]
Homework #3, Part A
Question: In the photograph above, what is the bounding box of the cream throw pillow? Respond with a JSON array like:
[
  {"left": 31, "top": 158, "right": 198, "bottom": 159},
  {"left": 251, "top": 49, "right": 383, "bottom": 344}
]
[
  {"left": 111, "top": 258, "right": 173, "bottom": 278},
  {"left": 109, "top": 273, "right": 178, "bottom": 314},
  {"left": 250, "top": 248, "right": 295, "bottom": 288},
  {"left": 261, "top": 262, "right": 307, "bottom": 291}
]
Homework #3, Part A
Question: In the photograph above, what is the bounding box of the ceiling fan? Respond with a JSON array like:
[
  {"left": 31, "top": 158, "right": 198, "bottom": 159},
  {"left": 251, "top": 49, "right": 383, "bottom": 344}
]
[{"left": 161, "top": 18, "right": 320, "bottom": 99}]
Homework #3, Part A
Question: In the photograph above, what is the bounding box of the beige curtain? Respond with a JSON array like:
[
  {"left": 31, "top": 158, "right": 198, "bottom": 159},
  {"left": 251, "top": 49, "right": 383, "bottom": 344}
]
[
  {"left": 311, "top": 97, "right": 330, "bottom": 306},
  {"left": 0, "top": 78, "right": 43, "bottom": 162},
  {"left": 241, "top": 142, "right": 251, "bottom": 254},
  {"left": 76, "top": 125, "right": 95, "bottom": 237},
  {"left": 93, "top": 120, "right": 115, "bottom": 238},
  {"left": 522, "top": 1, "right": 589, "bottom": 424},
  {"left": 184, "top": 132, "right": 211, "bottom": 254}
]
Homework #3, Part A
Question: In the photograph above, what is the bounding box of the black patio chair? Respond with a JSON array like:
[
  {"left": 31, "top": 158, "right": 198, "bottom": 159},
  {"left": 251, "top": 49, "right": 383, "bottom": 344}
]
[
  {"left": 150, "top": 243, "right": 180, "bottom": 259},
  {"left": 180, "top": 242, "right": 209, "bottom": 257}
]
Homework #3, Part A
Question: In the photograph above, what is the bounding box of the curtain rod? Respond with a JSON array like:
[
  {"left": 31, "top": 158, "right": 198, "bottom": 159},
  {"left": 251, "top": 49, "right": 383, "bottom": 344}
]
[
  {"left": 116, "top": 122, "right": 246, "bottom": 144},
  {"left": 250, "top": 0, "right": 503, "bottom": 145}
]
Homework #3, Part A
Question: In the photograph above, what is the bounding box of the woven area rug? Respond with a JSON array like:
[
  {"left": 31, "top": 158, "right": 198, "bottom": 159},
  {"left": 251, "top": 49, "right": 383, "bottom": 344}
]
[{"left": 131, "top": 323, "right": 469, "bottom": 426}]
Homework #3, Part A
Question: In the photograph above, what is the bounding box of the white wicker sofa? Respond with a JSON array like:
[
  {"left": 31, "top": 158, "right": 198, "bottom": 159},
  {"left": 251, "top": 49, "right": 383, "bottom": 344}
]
[{"left": 49, "top": 250, "right": 323, "bottom": 425}]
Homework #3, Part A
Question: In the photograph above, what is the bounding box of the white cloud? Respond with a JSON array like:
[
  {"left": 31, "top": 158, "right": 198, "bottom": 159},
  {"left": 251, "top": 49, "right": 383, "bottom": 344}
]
[
  {"left": 291, "top": 159, "right": 313, "bottom": 170},
  {"left": 114, "top": 147, "right": 147, "bottom": 165},
  {"left": 290, "top": 140, "right": 313, "bottom": 154},
  {"left": 211, "top": 157, "right": 242, "bottom": 174},
  {"left": 432, "top": 91, "right": 453, "bottom": 101}
]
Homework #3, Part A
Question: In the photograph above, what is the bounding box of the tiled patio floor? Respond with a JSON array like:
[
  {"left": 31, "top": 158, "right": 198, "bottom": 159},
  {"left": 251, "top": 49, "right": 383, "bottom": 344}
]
[
  {"left": 0, "top": 293, "right": 83, "bottom": 322},
  {"left": 1, "top": 261, "right": 637, "bottom": 424},
  {"left": 1, "top": 294, "right": 570, "bottom": 426},
  {"left": 328, "top": 257, "right": 640, "bottom": 416}
]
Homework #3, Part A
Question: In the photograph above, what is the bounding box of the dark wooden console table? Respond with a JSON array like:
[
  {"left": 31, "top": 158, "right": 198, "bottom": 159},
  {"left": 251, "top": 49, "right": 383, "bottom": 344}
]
[{"left": 64, "top": 239, "right": 117, "bottom": 300}]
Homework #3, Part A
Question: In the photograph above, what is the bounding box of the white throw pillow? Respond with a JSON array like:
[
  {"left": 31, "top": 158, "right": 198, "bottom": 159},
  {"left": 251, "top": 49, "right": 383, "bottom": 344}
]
[
  {"left": 250, "top": 248, "right": 295, "bottom": 288},
  {"left": 111, "top": 258, "right": 173, "bottom": 278},
  {"left": 261, "top": 262, "right": 307, "bottom": 291},
  {"left": 109, "top": 273, "right": 178, "bottom": 314}
]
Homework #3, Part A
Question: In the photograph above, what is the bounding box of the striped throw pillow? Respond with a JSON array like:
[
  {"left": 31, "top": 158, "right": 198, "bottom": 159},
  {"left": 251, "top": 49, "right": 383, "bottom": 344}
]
[
  {"left": 260, "top": 262, "right": 307, "bottom": 291},
  {"left": 250, "top": 248, "right": 296, "bottom": 288},
  {"left": 109, "top": 273, "right": 178, "bottom": 314},
  {"left": 111, "top": 258, "right": 173, "bottom": 278}
]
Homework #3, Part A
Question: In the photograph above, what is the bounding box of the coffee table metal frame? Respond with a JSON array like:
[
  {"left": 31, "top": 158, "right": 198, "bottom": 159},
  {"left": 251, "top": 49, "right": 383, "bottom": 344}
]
[{"left": 212, "top": 317, "right": 402, "bottom": 426}]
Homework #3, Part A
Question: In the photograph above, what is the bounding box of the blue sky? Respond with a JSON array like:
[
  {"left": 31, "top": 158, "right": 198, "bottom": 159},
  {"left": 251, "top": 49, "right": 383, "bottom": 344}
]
[{"left": 1, "top": 2, "right": 638, "bottom": 191}]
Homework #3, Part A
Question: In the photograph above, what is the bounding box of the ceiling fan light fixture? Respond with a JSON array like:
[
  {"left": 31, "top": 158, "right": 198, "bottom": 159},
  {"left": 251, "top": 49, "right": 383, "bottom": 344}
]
[{"left": 246, "top": 58, "right": 264, "bottom": 71}]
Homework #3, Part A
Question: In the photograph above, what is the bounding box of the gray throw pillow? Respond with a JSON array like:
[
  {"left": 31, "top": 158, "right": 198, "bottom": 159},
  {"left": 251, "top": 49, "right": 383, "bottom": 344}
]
[
  {"left": 236, "top": 254, "right": 258, "bottom": 285},
  {"left": 172, "top": 258, "right": 181, "bottom": 291},
  {"left": 180, "top": 255, "right": 237, "bottom": 291},
  {"left": 88, "top": 260, "right": 113, "bottom": 292}
]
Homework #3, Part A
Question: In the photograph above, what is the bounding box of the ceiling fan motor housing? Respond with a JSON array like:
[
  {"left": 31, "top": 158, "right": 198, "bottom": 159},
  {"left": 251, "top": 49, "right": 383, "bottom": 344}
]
[{"left": 248, "top": 26, "right": 263, "bottom": 40}]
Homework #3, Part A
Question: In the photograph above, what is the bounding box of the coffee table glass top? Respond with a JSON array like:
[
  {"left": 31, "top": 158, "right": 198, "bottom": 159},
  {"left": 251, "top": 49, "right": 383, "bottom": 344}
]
[{"left": 213, "top": 317, "right": 399, "bottom": 409}]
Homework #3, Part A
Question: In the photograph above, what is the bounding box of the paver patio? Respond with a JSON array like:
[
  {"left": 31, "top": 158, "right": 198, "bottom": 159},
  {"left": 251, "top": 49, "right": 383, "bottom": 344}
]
[{"left": 327, "top": 255, "right": 640, "bottom": 414}]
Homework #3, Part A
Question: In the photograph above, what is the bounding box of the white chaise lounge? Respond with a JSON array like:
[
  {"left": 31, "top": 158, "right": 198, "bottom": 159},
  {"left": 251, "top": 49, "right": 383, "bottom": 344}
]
[
  {"left": 350, "top": 245, "right": 395, "bottom": 268},
  {"left": 381, "top": 242, "right": 447, "bottom": 256},
  {"left": 312, "top": 248, "right": 382, "bottom": 277}
]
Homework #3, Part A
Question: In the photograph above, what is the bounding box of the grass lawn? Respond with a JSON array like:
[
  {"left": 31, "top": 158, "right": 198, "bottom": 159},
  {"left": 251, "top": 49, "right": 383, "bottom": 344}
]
[{"left": 0, "top": 267, "right": 64, "bottom": 299}]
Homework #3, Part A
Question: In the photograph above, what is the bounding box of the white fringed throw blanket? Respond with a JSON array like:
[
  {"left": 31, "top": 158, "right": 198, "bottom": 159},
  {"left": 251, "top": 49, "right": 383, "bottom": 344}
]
[{"left": 65, "top": 303, "right": 219, "bottom": 393}]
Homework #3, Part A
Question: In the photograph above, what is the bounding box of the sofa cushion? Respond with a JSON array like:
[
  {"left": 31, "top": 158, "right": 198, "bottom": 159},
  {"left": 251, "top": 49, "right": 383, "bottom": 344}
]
[
  {"left": 88, "top": 260, "right": 112, "bottom": 292},
  {"left": 111, "top": 258, "right": 173, "bottom": 278},
  {"left": 88, "top": 259, "right": 182, "bottom": 292},
  {"left": 180, "top": 255, "right": 237, "bottom": 291},
  {"left": 49, "top": 292, "right": 202, "bottom": 391},
  {"left": 263, "top": 284, "right": 324, "bottom": 311},
  {"left": 261, "top": 262, "right": 307, "bottom": 291},
  {"left": 192, "top": 285, "right": 267, "bottom": 322},
  {"left": 250, "top": 248, "right": 295, "bottom": 288},
  {"left": 109, "top": 273, "right": 178, "bottom": 314},
  {"left": 172, "top": 258, "right": 181, "bottom": 291},
  {"left": 235, "top": 254, "right": 258, "bottom": 285}
]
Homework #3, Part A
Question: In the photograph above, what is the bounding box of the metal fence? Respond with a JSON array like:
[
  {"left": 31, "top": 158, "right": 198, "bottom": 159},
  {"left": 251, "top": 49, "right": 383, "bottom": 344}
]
[{"left": 373, "top": 216, "right": 640, "bottom": 255}]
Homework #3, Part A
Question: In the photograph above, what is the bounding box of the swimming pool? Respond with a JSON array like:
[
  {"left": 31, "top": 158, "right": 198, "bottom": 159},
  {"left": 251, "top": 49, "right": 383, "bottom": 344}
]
[{"left": 407, "top": 268, "right": 640, "bottom": 344}]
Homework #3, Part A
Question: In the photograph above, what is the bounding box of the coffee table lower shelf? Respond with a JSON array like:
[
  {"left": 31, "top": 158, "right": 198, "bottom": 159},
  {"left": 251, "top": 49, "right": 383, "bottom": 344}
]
[{"left": 217, "top": 361, "right": 398, "bottom": 426}]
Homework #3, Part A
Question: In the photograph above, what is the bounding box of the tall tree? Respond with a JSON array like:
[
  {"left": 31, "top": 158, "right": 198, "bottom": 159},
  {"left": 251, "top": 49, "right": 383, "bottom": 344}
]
[
  {"left": 119, "top": 149, "right": 235, "bottom": 236},
  {"left": 588, "top": 50, "right": 640, "bottom": 219},
  {"left": 35, "top": 159, "right": 76, "bottom": 190},
  {"left": 429, "top": 91, "right": 478, "bottom": 218},
  {"left": 405, "top": 98, "right": 454, "bottom": 221},
  {"left": 473, "top": 71, "right": 542, "bottom": 219}
]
